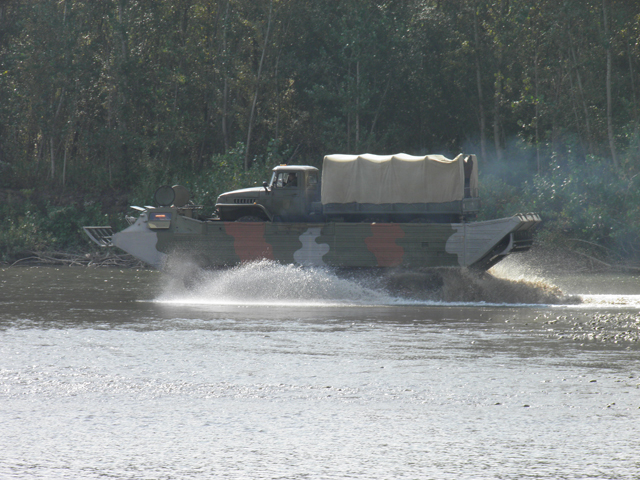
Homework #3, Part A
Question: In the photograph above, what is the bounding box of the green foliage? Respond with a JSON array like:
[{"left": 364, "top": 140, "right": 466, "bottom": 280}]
[
  {"left": 477, "top": 175, "right": 526, "bottom": 221},
  {"left": 1, "top": 1, "right": 640, "bottom": 264},
  {"left": 127, "top": 142, "right": 280, "bottom": 214},
  {"left": 478, "top": 153, "right": 640, "bottom": 262},
  {"left": 0, "top": 208, "right": 54, "bottom": 258},
  {"left": 3, "top": 0, "right": 636, "bottom": 192},
  {"left": 0, "top": 198, "right": 115, "bottom": 261},
  {"left": 530, "top": 157, "right": 640, "bottom": 260},
  {"left": 185, "top": 143, "right": 277, "bottom": 213}
]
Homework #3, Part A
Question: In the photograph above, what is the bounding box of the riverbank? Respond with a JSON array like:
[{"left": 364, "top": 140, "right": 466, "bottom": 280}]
[
  {"left": 0, "top": 250, "right": 146, "bottom": 268},
  {"left": 2, "top": 243, "right": 638, "bottom": 273}
]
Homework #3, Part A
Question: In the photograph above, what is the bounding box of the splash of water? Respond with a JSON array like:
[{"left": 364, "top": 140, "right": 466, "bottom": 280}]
[
  {"left": 489, "top": 253, "right": 547, "bottom": 283},
  {"left": 157, "top": 260, "right": 398, "bottom": 307},
  {"left": 155, "top": 258, "right": 576, "bottom": 307},
  {"left": 490, "top": 248, "right": 640, "bottom": 307},
  {"left": 379, "top": 267, "right": 576, "bottom": 304}
]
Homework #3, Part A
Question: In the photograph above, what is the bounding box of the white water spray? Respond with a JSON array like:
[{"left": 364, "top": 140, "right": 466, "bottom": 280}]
[
  {"left": 490, "top": 248, "right": 640, "bottom": 308},
  {"left": 156, "top": 260, "right": 401, "bottom": 307},
  {"left": 154, "top": 256, "right": 589, "bottom": 308}
]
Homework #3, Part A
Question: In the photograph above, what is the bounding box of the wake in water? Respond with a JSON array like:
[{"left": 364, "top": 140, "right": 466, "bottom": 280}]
[
  {"left": 491, "top": 248, "right": 640, "bottom": 308},
  {"left": 156, "top": 258, "right": 577, "bottom": 307},
  {"left": 381, "top": 268, "right": 578, "bottom": 304}
]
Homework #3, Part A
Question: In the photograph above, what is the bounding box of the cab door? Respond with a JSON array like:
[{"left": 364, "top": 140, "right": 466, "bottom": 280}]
[{"left": 271, "top": 171, "right": 305, "bottom": 220}]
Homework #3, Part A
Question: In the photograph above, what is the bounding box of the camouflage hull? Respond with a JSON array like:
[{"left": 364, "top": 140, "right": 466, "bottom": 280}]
[{"left": 101, "top": 209, "right": 540, "bottom": 271}]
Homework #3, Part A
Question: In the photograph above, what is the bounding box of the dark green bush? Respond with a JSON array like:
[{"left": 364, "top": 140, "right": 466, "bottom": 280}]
[
  {"left": 478, "top": 155, "right": 640, "bottom": 263},
  {"left": 0, "top": 197, "right": 118, "bottom": 261}
]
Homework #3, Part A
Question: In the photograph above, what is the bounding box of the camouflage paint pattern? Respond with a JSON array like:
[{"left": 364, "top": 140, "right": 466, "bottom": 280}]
[{"left": 113, "top": 208, "right": 540, "bottom": 270}]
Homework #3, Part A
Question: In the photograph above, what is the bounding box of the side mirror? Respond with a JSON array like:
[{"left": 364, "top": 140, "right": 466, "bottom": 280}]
[{"left": 262, "top": 181, "right": 270, "bottom": 193}]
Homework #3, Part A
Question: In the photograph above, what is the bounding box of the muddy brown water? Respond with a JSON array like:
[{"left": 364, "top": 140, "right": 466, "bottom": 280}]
[{"left": 1, "top": 261, "right": 639, "bottom": 479}]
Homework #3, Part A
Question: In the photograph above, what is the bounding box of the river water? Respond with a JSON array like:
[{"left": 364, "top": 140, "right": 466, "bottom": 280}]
[{"left": 1, "top": 260, "right": 639, "bottom": 479}]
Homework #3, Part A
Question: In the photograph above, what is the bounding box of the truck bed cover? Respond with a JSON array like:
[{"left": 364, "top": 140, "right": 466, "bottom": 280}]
[{"left": 321, "top": 153, "right": 478, "bottom": 205}]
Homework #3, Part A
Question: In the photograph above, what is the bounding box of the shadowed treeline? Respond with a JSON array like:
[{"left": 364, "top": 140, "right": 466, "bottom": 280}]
[{"left": 1, "top": 1, "right": 639, "bottom": 264}]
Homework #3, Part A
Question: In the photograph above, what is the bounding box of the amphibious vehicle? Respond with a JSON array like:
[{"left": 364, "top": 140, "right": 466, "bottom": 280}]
[{"left": 84, "top": 153, "right": 540, "bottom": 270}]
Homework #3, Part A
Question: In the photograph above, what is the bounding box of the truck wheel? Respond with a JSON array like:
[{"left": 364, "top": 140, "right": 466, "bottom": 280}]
[{"left": 236, "top": 215, "right": 264, "bottom": 222}]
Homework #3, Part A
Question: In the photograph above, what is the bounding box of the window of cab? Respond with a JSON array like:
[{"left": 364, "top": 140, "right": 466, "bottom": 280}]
[{"left": 272, "top": 171, "right": 298, "bottom": 188}]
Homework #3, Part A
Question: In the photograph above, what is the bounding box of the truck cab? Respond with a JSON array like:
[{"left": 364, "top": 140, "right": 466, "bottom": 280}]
[{"left": 215, "top": 165, "right": 321, "bottom": 222}]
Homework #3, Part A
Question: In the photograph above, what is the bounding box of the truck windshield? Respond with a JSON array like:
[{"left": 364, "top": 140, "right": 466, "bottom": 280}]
[{"left": 272, "top": 172, "right": 298, "bottom": 188}]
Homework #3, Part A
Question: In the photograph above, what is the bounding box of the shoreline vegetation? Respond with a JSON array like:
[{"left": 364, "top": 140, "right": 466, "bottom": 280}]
[
  {"left": 1, "top": 250, "right": 146, "bottom": 269},
  {"left": 1, "top": 2, "right": 640, "bottom": 269}
]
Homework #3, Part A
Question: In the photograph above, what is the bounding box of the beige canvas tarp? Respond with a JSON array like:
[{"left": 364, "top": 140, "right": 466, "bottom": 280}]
[{"left": 321, "top": 153, "right": 478, "bottom": 205}]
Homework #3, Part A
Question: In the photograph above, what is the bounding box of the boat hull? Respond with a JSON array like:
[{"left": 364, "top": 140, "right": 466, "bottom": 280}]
[{"left": 96, "top": 210, "right": 540, "bottom": 271}]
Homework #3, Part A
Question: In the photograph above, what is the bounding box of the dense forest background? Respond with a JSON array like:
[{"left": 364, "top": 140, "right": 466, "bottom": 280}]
[{"left": 1, "top": 0, "right": 639, "bottom": 266}]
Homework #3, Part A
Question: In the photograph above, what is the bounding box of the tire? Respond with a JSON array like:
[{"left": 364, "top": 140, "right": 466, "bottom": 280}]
[{"left": 236, "top": 215, "right": 264, "bottom": 222}]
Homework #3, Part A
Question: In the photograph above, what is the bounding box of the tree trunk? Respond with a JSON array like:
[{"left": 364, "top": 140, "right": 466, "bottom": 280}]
[
  {"left": 50, "top": 86, "right": 66, "bottom": 181},
  {"left": 118, "top": 1, "right": 127, "bottom": 58},
  {"left": 222, "top": 77, "right": 229, "bottom": 152},
  {"left": 628, "top": 40, "right": 639, "bottom": 141},
  {"left": 274, "top": 52, "right": 280, "bottom": 147},
  {"left": 347, "top": 62, "right": 351, "bottom": 152},
  {"left": 50, "top": 137, "right": 55, "bottom": 179},
  {"left": 245, "top": 0, "right": 273, "bottom": 171},
  {"left": 115, "top": 0, "right": 129, "bottom": 182},
  {"left": 603, "top": 0, "right": 618, "bottom": 169},
  {"left": 569, "top": 36, "right": 593, "bottom": 154},
  {"left": 62, "top": 142, "right": 68, "bottom": 189},
  {"left": 368, "top": 76, "right": 391, "bottom": 149},
  {"left": 355, "top": 60, "right": 360, "bottom": 151},
  {"left": 629, "top": 41, "right": 638, "bottom": 127},
  {"left": 473, "top": 3, "right": 487, "bottom": 161},
  {"left": 493, "top": 73, "right": 502, "bottom": 161},
  {"left": 534, "top": 49, "right": 540, "bottom": 173},
  {"left": 221, "top": 0, "right": 230, "bottom": 153},
  {"left": 274, "top": 13, "right": 292, "bottom": 149},
  {"left": 567, "top": 60, "right": 586, "bottom": 155},
  {"left": 551, "top": 51, "right": 563, "bottom": 156}
]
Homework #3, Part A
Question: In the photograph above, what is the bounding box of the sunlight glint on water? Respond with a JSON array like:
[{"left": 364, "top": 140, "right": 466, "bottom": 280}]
[{"left": 1, "top": 265, "right": 639, "bottom": 480}]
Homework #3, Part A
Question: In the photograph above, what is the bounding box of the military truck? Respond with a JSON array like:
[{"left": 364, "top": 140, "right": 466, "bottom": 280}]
[
  {"left": 83, "top": 153, "right": 540, "bottom": 271},
  {"left": 216, "top": 154, "right": 480, "bottom": 224}
]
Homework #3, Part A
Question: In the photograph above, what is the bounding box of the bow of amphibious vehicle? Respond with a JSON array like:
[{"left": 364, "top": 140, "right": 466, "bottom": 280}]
[{"left": 84, "top": 183, "right": 540, "bottom": 271}]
